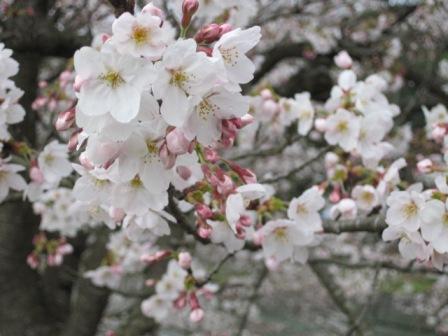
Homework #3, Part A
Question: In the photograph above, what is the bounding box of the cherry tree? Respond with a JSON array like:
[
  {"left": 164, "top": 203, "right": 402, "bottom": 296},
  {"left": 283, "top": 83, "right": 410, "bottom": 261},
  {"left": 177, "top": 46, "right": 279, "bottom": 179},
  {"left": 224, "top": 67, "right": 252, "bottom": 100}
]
[{"left": 1, "top": 0, "right": 448, "bottom": 335}]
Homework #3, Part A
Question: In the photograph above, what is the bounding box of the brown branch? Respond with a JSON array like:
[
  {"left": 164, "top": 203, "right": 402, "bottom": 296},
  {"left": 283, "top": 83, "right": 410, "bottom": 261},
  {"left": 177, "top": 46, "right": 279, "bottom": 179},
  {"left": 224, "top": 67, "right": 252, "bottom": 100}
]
[{"left": 107, "top": 0, "right": 135, "bottom": 17}]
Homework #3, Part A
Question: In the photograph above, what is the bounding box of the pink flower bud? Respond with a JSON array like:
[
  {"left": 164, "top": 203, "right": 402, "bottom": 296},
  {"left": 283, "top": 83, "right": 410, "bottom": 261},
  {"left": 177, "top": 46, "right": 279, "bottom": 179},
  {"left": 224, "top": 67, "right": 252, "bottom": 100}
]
[
  {"left": 228, "top": 163, "right": 257, "bottom": 184},
  {"left": 219, "top": 23, "right": 232, "bottom": 35},
  {"left": 145, "top": 278, "right": 156, "bottom": 287},
  {"left": 57, "top": 243, "right": 73, "bottom": 255},
  {"left": 198, "top": 225, "right": 212, "bottom": 239},
  {"left": 166, "top": 128, "right": 190, "bottom": 155},
  {"left": 31, "top": 97, "right": 47, "bottom": 110},
  {"left": 196, "top": 45, "right": 213, "bottom": 57},
  {"left": 324, "top": 152, "right": 339, "bottom": 169},
  {"left": 260, "top": 89, "right": 272, "bottom": 100},
  {"left": 79, "top": 152, "right": 94, "bottom": 170},
  {"left": 59, "top": 70, "right": 72, "bottom": 84},
  {"left": 181, "top": 0, "right": 199, "bottom": 29},
  {"left": 314, "top": 118, "right": 327, "bottom": 132},
  {"left": 252, "top": 230, "right": 264, "bottom": 245},
  {"left": 159, "top": 143, "right": 176, "bottom": 169},
  {"left": 431, "top": 125, "right": 446, "bottom": 143},
  {"left": 188, "top": 292, "right": 200, "bottom": 310},
  {"left": 142, "top": 3, "right": 165, "bottom": 19},
  {"left": 30, "top": 166, "right": 44, "bottom": 184},
  {"left": 334, "top": 50, "right": 353, "bottom": 69},
  {"left": 262, "top": 99, "right": 278, "bottom": 117},
  {"left": 195, "top": 24, "right": 221, "bottom": 43},
  {"left": 204, "top": 148, "right": 219, "bottom": 163},
  {"left": 27, "top": 253, "right": 39, "bottom": 269},
  {"left": 73, "top": 76, "right": 84, "bottom": 92},
  {"left": 100, "top": 33, "right": 111, "bottom": 44},
  {"left": 238, "top": 215, "right": 252, "bottom": 227},
  {"left": 265, "top": 257, "right": 279, "bottom": 271},
  {"left": 190, "top": 308, "right": 204, "bottom": 323},
  {"left": 329, "top": 188, "right": 341, "bottom": 203},
  {"left": 178, "top": 251, "right": 192, "bottom": 269},
  {"left": 174, "top": 293, "right": 187, "bottom": 309},
  {"left": 230, "top": 114, "right": 254, "bottom": 129},
  {"left": 417, "top": 159, "right": 433, "bottom": 174},
  {"left": 109, "top": 207, "right": 125, "bottom": 222},
  {"left": 68, "top": 129, "right": 82, "bottom": 152},
  {"left": 330, "top": 198, "right": 357, "bottom": 220},
  {"left": 38, "top": 81, "right": 48, "bottom": 89},
  {"left": 176, "top": 165, "right": 192, "bottom": 180},
  {"left": 140, "top": 250, "right": 171, "bottom": 264},
  {"left": 55, "top": 107, "right": 76, "bottom": 131},
  {"left": 195, "top": 203, "right": 213, "bottom": 220}
]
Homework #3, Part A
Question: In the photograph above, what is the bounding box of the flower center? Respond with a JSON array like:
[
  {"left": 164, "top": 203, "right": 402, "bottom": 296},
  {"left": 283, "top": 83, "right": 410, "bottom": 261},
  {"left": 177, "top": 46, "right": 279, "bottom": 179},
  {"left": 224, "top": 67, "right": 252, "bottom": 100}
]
[
  {"left": 44, "top": 154, "right": 55, "bottom": 164},
  {"left": 403, "top": 202, "right": 418, "bottom": 219},
  {"left": 197, "top": 99, "right": 217, "bottom": 120},
  {"left": 169, "top": 70, "right": 189, "bottom": 89},
  {"left": 274, "top": 227, "right": 288, "bottom": 241},
  {"left": 336, "top": 120, "right": 349, "bottom": 133},
  {"left": 361, "top": 191, "right": 374, "bottom": 203},
  {"left": 219, "top": 46, "right": 238, "bottom": 66},
  {"left": 132, "top": 25, "right": 150, "bottom": 45},
  {"left": 146, "top": 140, "right": 158, "bottom": 154},
  {"left": 100, "top": 71, "right": 124, "bottom": 89},
  {"left": 296, "top": 203, "right": 308, "bottom": 215},
  {"left": 130, "top": 177, "right": 143, "bottom": 188}
]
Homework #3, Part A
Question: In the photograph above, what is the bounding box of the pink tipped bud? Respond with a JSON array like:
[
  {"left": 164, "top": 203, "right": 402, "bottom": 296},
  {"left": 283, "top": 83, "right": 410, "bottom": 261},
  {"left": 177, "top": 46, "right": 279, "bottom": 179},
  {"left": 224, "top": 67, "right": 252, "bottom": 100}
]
[
  {"left": 204, "top": 148, "right": 219, "bottom": 163},
  {"left": 265, "top": 257, "right": 279, "bottom": 271},
  {"left": 314, "top": 118, "right": 327, "bottom": 132},
  {"left": 196, "top": 46, "right": 213, "bottom": 56},
  {"left": 417, "top": 159, "right": 433, "bottom": 174},
  {"left": 174, "top": 293, "right": 187, "bottom": 309},
  {"left": 140, "top": 250, "right": 171, "bottom": 264},
  {"left": 68, "top": 129, "right": 82, "bottom": 152},
  {"left": 79, "top": 152, "right": 94, "bottom": 170},
  {"left": 195, "top": 24, "right": 221, "bottom": 44},
  {"left": 219, "top": 23, "right": 232, "bottom": 35},
  {"left": 142, "top": 3, "right": 165, "bottom": 19},
  {"left": 73, "top": 75, "right": 85, "bottom": 92},
  {"left": 198, "top": 225, "right": 212, "bottom": 239},
  {"left": 30, "top": 166, "right": 44, "bottom": 184},
  {"left": 27, "top": 253, "right": 39, "bottom": 269},
  {"left": 109, "top": 207, "right": 125, "bottom": 222},
  {"left": 431, "top": 125, "right": 446, "bottom": 143},
  {"left": 55, "top": 107, "right": 76, "bottom": 131},
  {"left": 166, "top": 128, "right": 191, "bottom": 155},
  {"left": 228, "top": 162, "right": 257, "bottom": 184},
  {"left": 176, "top": 165, "right": 192, "bottom": 181},
  {"left": 100, "top": 33, "right": 111, "bottom": 44},
  {"left": 190, "top": 308, "right": 204, "bottom": 323},
  {"left": 329, "top": 188, "right": 341, "bottom": 203},
  {"left": 159, "top": 143, "right": 176, "bottom": 169},
  {"left": 195, "top": 203, "right": 213, "bottom": 220},
  {"left": 145, "top": 278, "right": 156, "bottom": 287},
  {"left": 334, "top": 50, "right": 353, "bottom": 69},
  {"left": 178, "top": 251, "right": 192, "bottom": 269},
  {"left": 330, "top": 198, "right": 357, "bottom": 220},
  {"left": 181, "top": 0, "right": 199, "bottom": 29},
  {"left": 324, "top": 152, "right": 339, "bottom": 169},
  {"left": 230, "top": 114, "right": 255, "bottom": 129},
  {"left": 188, "top": 292, "right": 200, "bottom": 310},
  {"left": 252, "top": 230, "right": 264, "bottom": 245},
  {"left": 238, "top": 215, "right": 252, "bottom": 227},
  {"left": 260, "top": 89, "right": 272, "bottom": 100},
  {"left": 38, "top": 80, "right": 48, "bottom": 89}
]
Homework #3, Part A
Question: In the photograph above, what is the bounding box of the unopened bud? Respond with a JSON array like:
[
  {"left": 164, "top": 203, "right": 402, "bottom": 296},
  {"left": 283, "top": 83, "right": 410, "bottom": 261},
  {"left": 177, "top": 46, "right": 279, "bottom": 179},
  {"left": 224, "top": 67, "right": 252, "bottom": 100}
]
[
  {"left": 417, "top": 159, "right": 433, "bottom": 174},
  {"left": 195, "top": 24, "right": 221, "bottom": 44},
  {"left": 190, "top": 308, "right": 204, "bottom": 323},
  {"left": 178, "top": 251, "right": 192, "bottom": 269},
  {"left": 55, "top": 107, "right": 76, "bottom": 131},
  {"left": 181, "top": 0, "right": 199, "bottom": 29}
]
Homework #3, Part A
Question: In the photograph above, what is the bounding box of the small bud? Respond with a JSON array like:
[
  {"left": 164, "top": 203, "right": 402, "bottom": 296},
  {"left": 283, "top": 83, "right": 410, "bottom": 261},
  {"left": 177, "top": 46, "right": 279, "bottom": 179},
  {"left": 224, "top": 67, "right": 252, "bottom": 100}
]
[
  {"left": 159, "top": 143, "right": 176, "bottom": 169},
  {"left": 195, "top": 203, "right": 213, "bottom": 220},
  {"left": 219, "top": 23, "right": 232, "bottom": 35},
  {"left": 195, "top": 24, "right": 221, "bottom": 44},
  {"left": 176, "top": 165, "right": 192, "bottom": 181},
  {"left": 334, "top": 50, "right": 353, "bottom": 69},
  {"left": 190, "top": 308, "right": 204, "bottom": 323},
  {"left": 417, "top": 159, "right": 433, "bottom": 174},
  {"left": 30, "top": 166, "right": 44, "bottom": 184},
  {"left": 55, "top": 107, "right": 76, "bottom": 131},
  {"left": 166, "top": 128, "right": 190, "bottom": 155},
  {"left": 314, "top": 118, "right": 327, "bottom": 132},
  {"left": 204, "top": 148, "right": 219, "bottom": 163},
  {"left": 181, "top": 0, "right": 199, "bottom": 29},
  {"left": 178, "top": 251, "right": 192, "bottom": 269},
  {"left": 198, "top": 225, "right": 212, "bottom": 239},
  {"left": 196, "top": 46, "right": 213, "bottom": 56},
  {"left": 260, "top": 89, "right": 272, "bottom": 100},
  {"left": 142, "top": 3, "right": 165, "bottom": 19}
]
